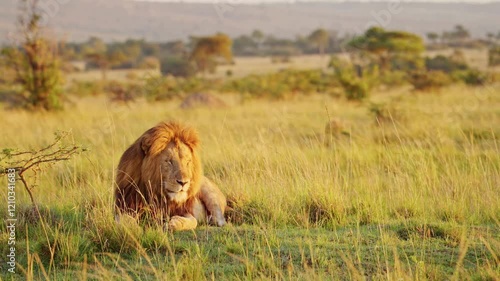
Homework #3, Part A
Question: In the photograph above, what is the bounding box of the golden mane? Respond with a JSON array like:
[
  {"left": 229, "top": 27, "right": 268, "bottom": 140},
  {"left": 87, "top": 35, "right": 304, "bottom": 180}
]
[{"left": 115, "top": 121, "right": 202, "bottom": 220}]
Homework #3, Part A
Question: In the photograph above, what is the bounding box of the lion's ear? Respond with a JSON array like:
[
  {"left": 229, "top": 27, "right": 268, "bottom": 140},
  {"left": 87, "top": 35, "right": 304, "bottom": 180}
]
[
  {"left": 141, "top": 127, "right": 171, "bottom": 156},
  {"left": 140, "top": 130, "right": 154, "bottom": 155},
  {"left": 181, "top": 128, "right": 200, "bottom": 150}
]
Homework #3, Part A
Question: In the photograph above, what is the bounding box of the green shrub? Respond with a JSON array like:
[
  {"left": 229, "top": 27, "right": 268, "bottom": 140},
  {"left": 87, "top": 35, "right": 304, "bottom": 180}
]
[
  {"left": 369, "top": 102, "right": 406, "bottom": 125},
  {"left": 221, "top": 69, "right": 336, "bottom": 100},
  {"left": 425, "top": 55, "right": 468, "bottom": 73},
  {"left": 338, "top": 76, "right": 372, "bottom": 101},
  {"left": 452, "top": 69, "right": 489, "bottom": 86},
  {"left": 380, "top": 71, "right": 408, "bottom": 88},
  {"left": 488, "top": 46, "right": 500, "bottom": 67},
  {"left": 390, "top": 54, "right": 424, "bottom": 72},
  {"left": 67, "top": 81, "right": 104, "bottom": 97},
  {"left": 143, "top": 75, "right": 214, "bottom": 101},
  {"left": 329, "top": 57, "right": 379, "bottom": 101},
  {"left": 409, "top": 70, "right": 452, "bottom": 91},
  {"left": 160, "top": 56, "right": 196, "bottom": 77}
]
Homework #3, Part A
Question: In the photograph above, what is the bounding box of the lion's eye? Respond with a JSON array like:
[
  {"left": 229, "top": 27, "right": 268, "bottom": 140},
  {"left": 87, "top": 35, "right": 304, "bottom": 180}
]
[{"left": 166, "top": 160, "right": 172, "bottom": 165}]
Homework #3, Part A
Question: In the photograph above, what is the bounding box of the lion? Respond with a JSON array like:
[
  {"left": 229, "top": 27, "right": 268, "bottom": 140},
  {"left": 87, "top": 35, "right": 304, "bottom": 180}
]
[{"left": 114, "top": 121, "right": 227, "bottom": 231}]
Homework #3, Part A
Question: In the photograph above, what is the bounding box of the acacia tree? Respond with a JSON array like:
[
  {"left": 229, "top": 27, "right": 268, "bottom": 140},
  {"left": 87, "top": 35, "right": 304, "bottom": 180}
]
[
  {"left": 348, "top": 27, "right": 424, "bottom": 73},
  {"left": 189, "top": 33, "right": 233, "bottom": 74},
  {"left": 308, "top": 28, "right": 330, "bottom": 56},
  {"left": 251, "top": 29, "right": 265, "bottom": 52},
  {"left": 83, "top": 37, "right": 113, "bottom": 81},
  {"left": 1, "top": 0, "right": 64, "bottom": 110},
  {"left": 426, "top": 32, "right": 439, "bottom": 45}
]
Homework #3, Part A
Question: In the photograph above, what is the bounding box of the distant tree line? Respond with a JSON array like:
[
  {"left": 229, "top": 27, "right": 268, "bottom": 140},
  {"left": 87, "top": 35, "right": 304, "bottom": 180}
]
[
  {"left": 56, "top": 25, "right": 500, "bottom": 77},
  {"left": 1, "top": 0, "right": 499, "bottom": 113},
  {"left": 426, "top": 24, "right": 500, "bottom": 49}
]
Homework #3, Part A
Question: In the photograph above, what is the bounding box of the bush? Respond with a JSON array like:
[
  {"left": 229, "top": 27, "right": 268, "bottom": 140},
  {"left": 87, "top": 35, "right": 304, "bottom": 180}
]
[
  {"left": 369, "top": 102, "right": 406, "bottom": 125},
  {"left": 160, "top": 56, "right": 196, "bottom": 77},
  {"left": 452, "top": 69, "right": 489, "bottom": 86},
  {"left": 67, "top": 80, "right": 144, "bottom": 101},
  {"left": 425, "top": 55, "right": 468, "bottom": 73},
  {"left": 0, "top": 1, "right": 65, "bottom": 111},
  {"left": 106, "top": 80, "right": 141, "bottom": 103},
  {"left": 137, "top": 56, "right": 160, "bottom": 70},
  {"left": 390, "top": 54, "right": 424, "bottom": 72},
  {"left": 221, "top": 69, "right": 337, "bottom": 100},
  {"left": 380, "top": 71, "right": 408, "bottom": 88},
  {"left": 329, "top": 57, "right": 379, "bottom": 101},
  {"left": 67, "top": 81, "right": 104, "bottom": 97},
  {"left": 488, "top": 47, "right": 500, "bottom": 67},
  {"left": 409, "top": 70, "right": 452, "bottom": 91},
  {"left": 143, "top": 76, "right": 214, "bottom": 101}
]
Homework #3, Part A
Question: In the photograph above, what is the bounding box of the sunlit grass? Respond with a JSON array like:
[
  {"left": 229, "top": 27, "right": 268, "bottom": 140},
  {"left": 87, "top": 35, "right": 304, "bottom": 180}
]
[{"left": 0, "top": 84, "right": 499, "bottom": 280}]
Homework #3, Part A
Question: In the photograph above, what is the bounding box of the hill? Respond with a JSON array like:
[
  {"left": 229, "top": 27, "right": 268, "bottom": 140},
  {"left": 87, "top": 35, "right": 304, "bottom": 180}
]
[{"left": 1, "top": 0, "right": 499, "bottom": 43}]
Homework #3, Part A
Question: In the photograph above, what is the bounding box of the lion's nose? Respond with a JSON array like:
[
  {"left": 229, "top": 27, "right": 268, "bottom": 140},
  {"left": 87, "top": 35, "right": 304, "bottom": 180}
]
[{"left": 176, "top": 179, "right": 189, "bottom": 187}]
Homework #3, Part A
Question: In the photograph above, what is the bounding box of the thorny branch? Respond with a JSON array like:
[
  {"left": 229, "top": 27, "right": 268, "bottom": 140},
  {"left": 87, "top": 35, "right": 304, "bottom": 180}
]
[
  {"left": 0, "top": 130, "right": 86, "bottom": 206},
  {"left": 0, "top": 131, "right": 85, "bottom": 274}
]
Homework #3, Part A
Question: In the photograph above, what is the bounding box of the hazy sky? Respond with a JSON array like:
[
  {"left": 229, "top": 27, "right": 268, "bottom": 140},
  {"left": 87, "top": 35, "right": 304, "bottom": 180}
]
[{"left": 136, "top": 0, "right": 498, "bottom": 3}]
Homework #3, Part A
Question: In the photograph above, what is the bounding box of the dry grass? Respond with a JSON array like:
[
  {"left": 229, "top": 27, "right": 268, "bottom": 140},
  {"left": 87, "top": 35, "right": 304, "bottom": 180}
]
[{"left": 0, "top": 84, "right": 499, "bottom": 280}]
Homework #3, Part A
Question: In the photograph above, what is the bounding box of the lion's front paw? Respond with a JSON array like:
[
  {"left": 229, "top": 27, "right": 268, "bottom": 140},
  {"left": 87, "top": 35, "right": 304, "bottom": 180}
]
[
  {"left": 208, "top": 213, "right": 227, "bottom": 227},
  {"left": 212, "top": 208, "right": 227, "bottom": 227},
  {"left": 167, "top": 216, "right": 184, "bottom": 231},
  {"left": 167, "top": 215, "right": 197, "bottom": 231}
]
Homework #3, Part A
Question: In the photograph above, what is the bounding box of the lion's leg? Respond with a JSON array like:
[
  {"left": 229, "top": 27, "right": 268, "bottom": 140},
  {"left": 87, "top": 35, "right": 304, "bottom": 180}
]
[
  {"left": 200, "top": 177, "right": 227, "bottom": 227},
  {"left": 168, "top": 214, "right": 198, "bottom": 231},
  {"left": 191, "top": 198, "right": 208, "bottom": 223}
]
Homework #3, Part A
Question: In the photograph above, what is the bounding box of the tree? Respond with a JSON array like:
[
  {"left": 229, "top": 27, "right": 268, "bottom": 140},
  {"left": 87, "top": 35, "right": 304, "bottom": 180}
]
[
  {"left": 348, "top": 27, "right": 424, "bottom": 73},
  {"left": 83, "top": 37, "right": 135, "bottom": 79},
  {"left": 189, "top": 33, "right": 233, "bottom": 74},
  {"left": 308, "top": 28, "right": 330, "bottom": 56},
  {"left": 453, "top": 25, "right": 470, "bottom": 41},
  {"left": 251, "top": 29, "right": 265, "bottom": 52},
  {"left": 83, "top": 37, "right": 109, "bottom": 80},
  {"left": 233, "top": 35, "right": 258, "bottom": 55},
  {"left": 251, "top": 30, "right": 264, "bottom": 42},
  {"left": 1, "top": 0, "right": 64, "bottom": 110},
  {"left": 426, "top": 32, "right": 439, "bottom": 45},
  {"left": 160, "top": 56, "right": 195, "bottom": 77},
  {"left": 442, "top": 25, "right": 471, "bottom": 44},
  {"left": 489, "top": 47, "right": 500, "bottom": 67},
  {"left": 486, "top": 32, "right": 495, "bottom": 43}
]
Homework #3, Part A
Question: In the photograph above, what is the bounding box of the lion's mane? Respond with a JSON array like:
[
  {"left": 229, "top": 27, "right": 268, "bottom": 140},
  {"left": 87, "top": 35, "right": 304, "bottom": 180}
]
[{"left": 114, "top": 121, "right": 202, "bottom": 219}]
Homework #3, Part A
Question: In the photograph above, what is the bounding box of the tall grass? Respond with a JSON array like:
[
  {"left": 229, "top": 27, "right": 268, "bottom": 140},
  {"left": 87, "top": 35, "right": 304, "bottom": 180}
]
[{"left": 0, "top": 85, "right": 499, "bottom": 279}]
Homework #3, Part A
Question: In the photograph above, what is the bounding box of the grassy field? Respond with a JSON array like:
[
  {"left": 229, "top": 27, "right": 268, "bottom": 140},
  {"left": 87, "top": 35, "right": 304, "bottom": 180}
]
[{"left": 0, "top": 84, "right": 499, "bottom": 280}]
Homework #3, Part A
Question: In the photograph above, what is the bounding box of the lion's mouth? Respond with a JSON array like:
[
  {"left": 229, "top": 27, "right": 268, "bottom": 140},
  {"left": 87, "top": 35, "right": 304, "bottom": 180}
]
[{"left": 164, "top": 184, "right": 183, "bottom": 194}]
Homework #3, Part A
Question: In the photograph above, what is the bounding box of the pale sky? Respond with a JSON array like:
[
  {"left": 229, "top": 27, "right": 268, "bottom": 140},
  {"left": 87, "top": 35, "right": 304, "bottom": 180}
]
[{"left": 136, "top": 0, "right": 498, "bottom": 3}]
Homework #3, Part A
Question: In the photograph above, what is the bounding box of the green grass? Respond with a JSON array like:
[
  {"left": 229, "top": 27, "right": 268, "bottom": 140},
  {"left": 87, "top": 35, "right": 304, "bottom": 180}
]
[{"left": 0, "top": 84, "right": 499, "bottom": 280}]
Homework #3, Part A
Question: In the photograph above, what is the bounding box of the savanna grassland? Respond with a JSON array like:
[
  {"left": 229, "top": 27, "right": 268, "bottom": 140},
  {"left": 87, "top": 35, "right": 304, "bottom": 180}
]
[{"left": 0, "top": 82, "right": 499, "bottom": 280}]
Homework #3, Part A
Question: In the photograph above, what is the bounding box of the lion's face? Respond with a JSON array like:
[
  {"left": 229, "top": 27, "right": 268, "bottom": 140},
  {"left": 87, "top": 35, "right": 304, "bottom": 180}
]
[
  {"left": 160, "top": 141, "right": 196, "bottom": 203},
  {"left": 116, "top": 122, "right": 202, "bottom": 214}
]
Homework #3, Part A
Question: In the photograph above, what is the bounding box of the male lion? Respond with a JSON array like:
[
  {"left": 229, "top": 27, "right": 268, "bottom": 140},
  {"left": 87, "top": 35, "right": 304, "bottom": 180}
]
[{"left": 114, "top": 121, "right": 226, "bottom": 231}]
